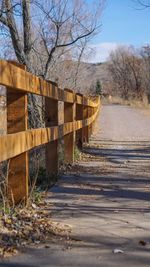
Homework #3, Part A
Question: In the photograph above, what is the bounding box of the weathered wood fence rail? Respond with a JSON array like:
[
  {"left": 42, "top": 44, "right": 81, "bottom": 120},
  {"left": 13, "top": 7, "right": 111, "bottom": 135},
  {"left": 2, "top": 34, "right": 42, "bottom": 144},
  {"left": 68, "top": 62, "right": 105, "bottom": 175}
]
[{"left": 0, "top": 60, "right": 100, "bottom": 204}]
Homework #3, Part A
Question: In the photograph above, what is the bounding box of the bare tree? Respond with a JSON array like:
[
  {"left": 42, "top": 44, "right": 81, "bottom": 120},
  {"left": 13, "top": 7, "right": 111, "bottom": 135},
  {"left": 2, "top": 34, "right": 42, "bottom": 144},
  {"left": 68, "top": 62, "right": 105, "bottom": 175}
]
[
  {"left": 108, "top": 47, "right": 131, "bottom": 99},
  {"left": 0, "top": 0, "right": 105, "bottom": 127},
  {"left": 140, "top": 45, "right": 150, "bottom": 98},
  {"left": 108, "top": 46, "right": 144, "bottom": 100},
  {"left": 0, "top": 0, "right": 104, "bottom": 78}
]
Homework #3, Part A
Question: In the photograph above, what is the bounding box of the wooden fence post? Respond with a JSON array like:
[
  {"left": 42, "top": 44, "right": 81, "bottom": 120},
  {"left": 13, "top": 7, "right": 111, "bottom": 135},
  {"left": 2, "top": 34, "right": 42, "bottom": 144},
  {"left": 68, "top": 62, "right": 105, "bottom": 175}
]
[
  {"left": 92, "top": 106, "right": 97, "bottom": 133},
  {"left": 76, "top": 94, "right": 83, "bottom": 149},
  {"left": 88, "top": 106, "right": 93, "bottom": 138},
  {"left": 64, "top": 89, "right": 75, "bottom": 164},
  {"left": 83, "top": 104, "right": 89, "bottom": 143},
  {"left": 45, "top": 83, "right": 58, "bottom": 175},
  {"left": 7, "top": 63, "right": 28, "bottom": 204},
  {"left": 0, "top": 60, "right": 101, "bottom": 207}
]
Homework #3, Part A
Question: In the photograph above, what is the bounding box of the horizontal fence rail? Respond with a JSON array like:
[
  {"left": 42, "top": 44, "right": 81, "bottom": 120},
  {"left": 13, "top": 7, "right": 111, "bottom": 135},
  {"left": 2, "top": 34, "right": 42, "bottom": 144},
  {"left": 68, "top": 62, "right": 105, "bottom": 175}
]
[{"left": 0, "top": 60, "right": 100, "bottom": 204}]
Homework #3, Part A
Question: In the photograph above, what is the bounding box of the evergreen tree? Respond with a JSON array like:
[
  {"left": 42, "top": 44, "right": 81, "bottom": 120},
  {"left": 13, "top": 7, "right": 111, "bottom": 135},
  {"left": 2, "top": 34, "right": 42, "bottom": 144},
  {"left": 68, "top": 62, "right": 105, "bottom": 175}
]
[{"left": 95, "top": 79, "right": 102, "bottom": 95}]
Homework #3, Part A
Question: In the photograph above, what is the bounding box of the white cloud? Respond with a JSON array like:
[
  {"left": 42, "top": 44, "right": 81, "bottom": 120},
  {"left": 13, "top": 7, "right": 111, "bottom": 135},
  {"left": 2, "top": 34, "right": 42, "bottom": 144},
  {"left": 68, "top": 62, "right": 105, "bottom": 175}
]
[{"left": 87, "top": 42, "right": 120, "bottom": 63}]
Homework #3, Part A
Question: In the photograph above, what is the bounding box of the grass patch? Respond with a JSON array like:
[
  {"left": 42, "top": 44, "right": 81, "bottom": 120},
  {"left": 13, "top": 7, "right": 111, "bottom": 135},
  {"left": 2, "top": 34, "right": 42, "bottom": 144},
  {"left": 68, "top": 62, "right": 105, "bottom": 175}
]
[{"left": 74, "top": 146, "right": 81, "bottom": 161}]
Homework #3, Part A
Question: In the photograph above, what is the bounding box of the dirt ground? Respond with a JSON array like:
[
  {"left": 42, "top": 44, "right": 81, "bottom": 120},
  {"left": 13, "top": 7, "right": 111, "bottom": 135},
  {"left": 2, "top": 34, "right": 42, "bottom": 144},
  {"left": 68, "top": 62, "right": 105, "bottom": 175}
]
[{"left": 1, "top": 104, "right": 150, "bottom": 267}]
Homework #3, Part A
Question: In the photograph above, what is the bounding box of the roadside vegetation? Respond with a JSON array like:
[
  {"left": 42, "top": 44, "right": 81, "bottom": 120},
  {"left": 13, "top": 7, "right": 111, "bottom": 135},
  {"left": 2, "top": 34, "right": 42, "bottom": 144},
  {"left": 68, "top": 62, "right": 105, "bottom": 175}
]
[{"left": 107, "top": 45, "right": 150, "bottom": 104}]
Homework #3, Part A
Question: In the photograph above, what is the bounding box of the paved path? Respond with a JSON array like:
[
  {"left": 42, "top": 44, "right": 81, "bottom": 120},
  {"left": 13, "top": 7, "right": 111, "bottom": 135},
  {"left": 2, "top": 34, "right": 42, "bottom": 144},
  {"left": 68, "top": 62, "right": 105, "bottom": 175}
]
[{"left": 2, "top": 104, "right": 150, "bottom": 267}]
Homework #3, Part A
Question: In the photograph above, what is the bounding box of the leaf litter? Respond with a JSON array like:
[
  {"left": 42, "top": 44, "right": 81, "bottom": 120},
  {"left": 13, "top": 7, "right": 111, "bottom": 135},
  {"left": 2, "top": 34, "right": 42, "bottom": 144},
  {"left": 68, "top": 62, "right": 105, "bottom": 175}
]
[{"left": 0, "top": 193, "right": 72, "bottom": 258}]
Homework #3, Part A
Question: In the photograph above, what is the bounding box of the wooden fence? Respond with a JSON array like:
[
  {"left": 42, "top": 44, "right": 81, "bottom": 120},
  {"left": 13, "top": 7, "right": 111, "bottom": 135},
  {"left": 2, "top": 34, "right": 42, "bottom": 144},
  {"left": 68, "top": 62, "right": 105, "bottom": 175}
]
[{"left": 0, "top": 60, "right": 100, "bottom": 204}]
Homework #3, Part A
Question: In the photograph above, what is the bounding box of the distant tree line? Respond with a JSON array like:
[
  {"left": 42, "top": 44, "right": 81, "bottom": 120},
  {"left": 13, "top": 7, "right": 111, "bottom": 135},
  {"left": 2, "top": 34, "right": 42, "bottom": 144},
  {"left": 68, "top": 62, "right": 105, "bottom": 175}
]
[{"left": 107, "top": 45, "right": 150, "bottom": 101}]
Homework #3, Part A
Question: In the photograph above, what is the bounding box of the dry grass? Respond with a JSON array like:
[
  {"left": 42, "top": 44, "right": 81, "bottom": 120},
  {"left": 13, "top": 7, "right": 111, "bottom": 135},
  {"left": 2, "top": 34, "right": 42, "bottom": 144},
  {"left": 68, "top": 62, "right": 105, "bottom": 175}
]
[
  {"left": 102, "top": 96, "right": 150, "bottom": 111},
  {"left": 0, "top": 193, "right": 72, "bottom": 258}
]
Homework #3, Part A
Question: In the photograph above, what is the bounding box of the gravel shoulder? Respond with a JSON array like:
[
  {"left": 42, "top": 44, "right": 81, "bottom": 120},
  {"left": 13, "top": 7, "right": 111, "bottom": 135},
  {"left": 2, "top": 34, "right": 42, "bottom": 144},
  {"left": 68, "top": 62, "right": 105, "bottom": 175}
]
[{"left": 1, "top": 104, "right": 150, "bottom": 267}]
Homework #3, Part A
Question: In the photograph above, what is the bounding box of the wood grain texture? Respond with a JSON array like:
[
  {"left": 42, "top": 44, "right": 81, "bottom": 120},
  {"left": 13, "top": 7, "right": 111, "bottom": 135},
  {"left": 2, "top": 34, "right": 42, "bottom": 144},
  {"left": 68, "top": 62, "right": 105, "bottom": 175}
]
[
  {"left": 8, "top": 153, "right": 28, "bottom": 204},
  {"left": 0, "top": 60, "right": 100, "bottom": 165},
  {"left": 0, "top": 127, "right": 58, "bottom": 162},
  {"left": 45, "top": 98, "right": 59, "bottom": 175},
  {"left": 0, "top": 108, "right": 99, "bottom": 163},
  {"left": 64, "top": 94, "right": 75, "bottom": 163},
  {"left": 7, "top": 89, "right": 28, "bottom": 204},
  {"left": 76, "top": 101, "right": 83, "bottom": 149},
  {"left": 83, "top": 106, "right": 89, "bottom": 143},
  {"left": 0, "top": 60, "right": 100, "bottom": 204},
  {"left": 7, "top": 90, "right": 28, "bottom": 133},
  {"left": 0, "top": 60, "right": 99, "bottom": 107},
  {"left": 0, "top": 60, "right": 60, "bottom": 100}
]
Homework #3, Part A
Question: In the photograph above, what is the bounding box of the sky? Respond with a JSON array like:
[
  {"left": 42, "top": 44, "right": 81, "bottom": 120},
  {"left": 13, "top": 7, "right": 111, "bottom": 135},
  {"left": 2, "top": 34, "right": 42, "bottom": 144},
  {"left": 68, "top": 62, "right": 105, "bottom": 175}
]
[{"left": 88, "top": 0, "right": 150, "bottom": 62}]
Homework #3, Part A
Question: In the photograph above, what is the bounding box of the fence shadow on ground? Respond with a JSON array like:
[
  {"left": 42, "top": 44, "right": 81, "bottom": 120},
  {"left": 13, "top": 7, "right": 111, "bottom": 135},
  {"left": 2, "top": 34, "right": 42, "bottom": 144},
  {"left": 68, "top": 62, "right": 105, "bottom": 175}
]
[
  {"left": 1, "top": 140, "right": 150, "bottom": 266},
  {"left": 47, "top": 140, "right": 150, "bottom": 222}
]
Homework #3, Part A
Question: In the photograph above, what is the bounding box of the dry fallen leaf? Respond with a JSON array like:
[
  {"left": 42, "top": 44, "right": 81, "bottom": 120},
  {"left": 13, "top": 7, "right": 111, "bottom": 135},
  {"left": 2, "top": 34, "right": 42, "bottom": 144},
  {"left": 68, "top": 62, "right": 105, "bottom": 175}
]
[
  {"left": 139, "top": 240, "right": 147, "bottom": 246},
  {"left": 0, "top": 195, "right": 72, "bottom": 258}
]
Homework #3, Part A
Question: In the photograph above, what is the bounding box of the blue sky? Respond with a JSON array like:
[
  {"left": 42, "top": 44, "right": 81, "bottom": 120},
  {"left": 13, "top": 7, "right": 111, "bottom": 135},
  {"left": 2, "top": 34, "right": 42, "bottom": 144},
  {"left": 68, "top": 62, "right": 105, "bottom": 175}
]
[{"left": 88, "top": 0, "right": 150, "bottom": 62}]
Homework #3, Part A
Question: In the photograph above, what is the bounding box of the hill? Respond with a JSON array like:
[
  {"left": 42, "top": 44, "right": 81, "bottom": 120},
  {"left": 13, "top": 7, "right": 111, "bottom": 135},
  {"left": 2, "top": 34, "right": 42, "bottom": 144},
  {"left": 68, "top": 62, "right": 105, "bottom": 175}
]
[{"left": 49, "top": 61, "right": 109, "bottom": 95}]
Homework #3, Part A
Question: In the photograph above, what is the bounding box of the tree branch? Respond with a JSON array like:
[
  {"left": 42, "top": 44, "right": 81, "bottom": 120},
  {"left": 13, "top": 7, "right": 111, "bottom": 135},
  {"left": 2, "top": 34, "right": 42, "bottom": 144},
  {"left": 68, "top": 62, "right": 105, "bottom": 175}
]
[
  {"left": 4, "top": 0, "right": 26, "bottom": 64},
  {"left": 22, "top": 0, "right": 32, "bottom": 58},
  {"left": 44, "top": 26, "right": 95, "bottom": 78}
]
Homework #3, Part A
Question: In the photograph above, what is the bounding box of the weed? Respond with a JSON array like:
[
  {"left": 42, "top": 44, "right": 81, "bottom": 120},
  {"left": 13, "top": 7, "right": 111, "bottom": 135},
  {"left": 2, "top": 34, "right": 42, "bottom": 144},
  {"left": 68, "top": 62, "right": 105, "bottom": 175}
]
[
  {"left": 74, "top": 145, "right": 81, "bottom": 161},
  {"left": 31, "top": 188, "right": 42, "bottom": 204}
]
